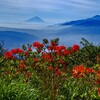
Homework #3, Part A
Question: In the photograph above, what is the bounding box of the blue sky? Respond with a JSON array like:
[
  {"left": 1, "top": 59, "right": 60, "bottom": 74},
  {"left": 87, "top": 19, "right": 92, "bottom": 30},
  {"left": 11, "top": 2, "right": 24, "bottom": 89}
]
[{"left": 0, "top": 0, "right": 100, "bottom": 24}]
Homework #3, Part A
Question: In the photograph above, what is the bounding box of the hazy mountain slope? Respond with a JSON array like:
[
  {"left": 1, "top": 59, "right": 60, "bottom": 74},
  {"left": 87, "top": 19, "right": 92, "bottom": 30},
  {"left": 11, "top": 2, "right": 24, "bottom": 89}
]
[
  {"left": 0, "top": 31, "right": 39, "bottom": 49},
  {"left": 0, "top": 15, "right": 100, "bottom": 49}
]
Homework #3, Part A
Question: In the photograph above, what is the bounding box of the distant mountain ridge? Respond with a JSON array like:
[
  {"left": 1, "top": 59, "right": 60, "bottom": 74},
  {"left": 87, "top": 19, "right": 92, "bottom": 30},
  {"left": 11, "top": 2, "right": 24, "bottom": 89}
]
[
  {"left": 60, "top": 15, "right": 100, "bottom": 27},
  {"left": 92, "top": 15, "right": 100, "bottom": 20},
  {"left": 26, "top": 16, "right": 45, "bottom": 23}
]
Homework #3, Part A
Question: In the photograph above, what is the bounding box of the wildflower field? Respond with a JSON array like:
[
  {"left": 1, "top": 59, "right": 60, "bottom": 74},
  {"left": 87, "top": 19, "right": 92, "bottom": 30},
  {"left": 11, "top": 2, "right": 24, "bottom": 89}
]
[{"left": 0, "top": 38, "right": 100, "bottom": 100}]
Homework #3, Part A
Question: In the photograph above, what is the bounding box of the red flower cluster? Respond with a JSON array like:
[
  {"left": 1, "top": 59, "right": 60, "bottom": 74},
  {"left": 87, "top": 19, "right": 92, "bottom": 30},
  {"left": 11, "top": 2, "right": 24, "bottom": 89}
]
[
  {"left": 47, "top": 41, "right": 58, "bottom": 51},
  {"left": 5, "top": 48, "right": 24, "bottom": 59},
  {"left": 33, "top": 42, "right": 44, "bottom": 49},
  {"left": 4, "top": 51, "right": 15, "bottom": 59},
  {"left": 47, "top": 43, "right": 80, "bottom": 56},
  {"left": 48, "top": 66, "right": 53, "bottom": 70},
  {"left": 33, "top": 58, "right": 39, "bottom": 63},
  {"left": 63, "top": 49, "right": 69, "bottom": 55},
  {"left": 55, "top": 46, "right": 65, "bottom": 55},
  {"left": 33, "top": 42, "right": 44, "bottom": 53},
  {"left": 28, "top": 47, "right": 32, "bottom": 51},
  {"left": 11, "top": 48, "right": 24, "bottom": 54},
  {"left": 97, "top": 70, "right": 100, "bottom": 78},
  {"left": 18, "top": 60, "right": 26, "bottom": 69},
  {"left": 72, "top": 44, "right": 80, "bottom": 52},
  {"left": 42, "top": 52, "right": 52, "bottom": 62},
  {"left": 86, "top": 68, "right": 95, "bottom": 74},
  {"left": 18, "top": 64, "right": 26, "bottom": 69},
  {"left": 73, "top": 65, "right": 95, "bottom": 78},
  {"left": 73, "top": 65, "right": 85, "bottom": 78},
  {"left": 51, "top": 41, "right": 58, "bottom": 47}
]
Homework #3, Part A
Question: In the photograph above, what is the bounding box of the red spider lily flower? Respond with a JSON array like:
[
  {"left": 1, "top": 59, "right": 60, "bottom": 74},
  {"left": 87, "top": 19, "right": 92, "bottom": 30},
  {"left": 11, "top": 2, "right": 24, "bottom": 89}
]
[
  {"left": 28, "top": 47, "right": 32, "bottom": 51},
  {"left": 72, "top": 44, "right": 80, "bottom": 52},
  {"left": 51, "top": 41, "right": 58, "bottom": 46},
  {"left": 54, "top": 46, "right": 66, "bottom": 55},
  {"left": 63, "top": 49, "right": 69, "bottom": 55},
  {"left": 86, "top": 68, "right": 95, "bottom": 74},
  {"left": 48, "top": 66, "right": 53, "bottom": 70},
  {"left": 37, "top": 49, "right": 42, "bottom": 53},
  {"left": 18, "top": 60, "right": 25, "bottom": 65},
  {"left": 33, "top": 42, "right": 40, "bottom": 47},
  {"left": 16, "top": 48, "right": 24, "bottom": 54},
  {"left": 39, "top": 44, "right": 44, "bottom": 48},
  {"left": 33, "top": 58, "right": 39, "bottom": 63},
  {"left": 73, "top": 65, "right": 85, "bottom": 78},
  {"left": 47, "top": 45, "right": 54, "bottom": 51},
  {"left": 4, "top": 51, "right": 13, "bottom": 59},
  {"left": 33, "top": 42, "right": 44, "bottom": 49},
  {"left": 11, "top": 49, "right": 18, "bottom": 54},
  {"left": 25, "top": 72, "right": 32, "bottom": 78},
  {"left": 18, "top": 64, "right": 26, "bottom": 69},
  {"left": 69, "top": 49, "right": 73, "bottom": 54},
  {"left": 47, "top": 41, "right": 58, "bottom": 51},
  {"left": 95, "top": 78, "right": 100, "bottom": 85},
  {"left": 54, "top": 67, "right": 59, "bottom": 71},
  {"left": 55, "top": 46, "right": 66, "bottom": 52},
  {"left": 24, "top": 51, "right": 29, "bottom": 57},
  {"left": 42, "top": 52, "right": 52, "bottom": 62},
  {"left": 33, "top": 42, "right": 44, "bottom": 53},
  {"left": 97, "top": 70, "right": 100, "bottom": 78},
  {"left": 20, "top": 60, "right": 25, "bottom": 64},
  {"left": 54, "top": 67, "right": 63, "bottom": 77},
  {"left": 98, "top": 88, "right": 100, "bottom": 96},
  {"left": 11, "top": 48, "right": 24, "bottom": 54}
]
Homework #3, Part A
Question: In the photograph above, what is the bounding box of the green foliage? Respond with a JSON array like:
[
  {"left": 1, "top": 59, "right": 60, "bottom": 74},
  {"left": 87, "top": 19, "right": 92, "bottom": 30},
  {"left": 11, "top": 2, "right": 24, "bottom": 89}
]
[
  {"left": 67, "top": 38, "right": 100, "bottom": 67},
  {"left": 0, "top": 80, "right": 39, "bottom": 100}
]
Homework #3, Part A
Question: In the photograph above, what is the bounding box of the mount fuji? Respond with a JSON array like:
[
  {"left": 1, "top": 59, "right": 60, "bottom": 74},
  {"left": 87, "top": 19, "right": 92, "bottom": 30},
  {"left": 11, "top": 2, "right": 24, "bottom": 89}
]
[{"left": 26, "top": 16, "right": 45, "bottom": 23}]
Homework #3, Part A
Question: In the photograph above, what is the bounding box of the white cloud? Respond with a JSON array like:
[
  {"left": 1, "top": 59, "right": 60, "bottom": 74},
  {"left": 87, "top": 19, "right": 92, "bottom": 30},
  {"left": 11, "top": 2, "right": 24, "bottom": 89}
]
[
  {"left": 0, "top": 0, "right": 100, "bottom": 11},
  {"left": 0, "top": 0, "right": 100, "bottom": 23}
]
